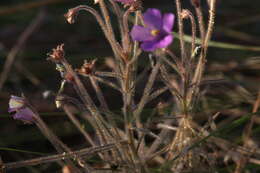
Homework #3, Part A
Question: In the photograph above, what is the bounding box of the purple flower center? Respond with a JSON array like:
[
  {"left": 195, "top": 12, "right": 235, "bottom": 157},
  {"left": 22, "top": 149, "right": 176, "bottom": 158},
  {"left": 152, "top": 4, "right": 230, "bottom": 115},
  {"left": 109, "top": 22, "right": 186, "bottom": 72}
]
[{"left": 151, "top": 29, "right": 160, "bottom": 36}]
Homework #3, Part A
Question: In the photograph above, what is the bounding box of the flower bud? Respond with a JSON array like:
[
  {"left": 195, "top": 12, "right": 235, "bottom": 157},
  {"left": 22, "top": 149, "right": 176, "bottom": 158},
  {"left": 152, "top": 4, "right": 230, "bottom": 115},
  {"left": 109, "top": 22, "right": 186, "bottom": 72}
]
[
  {"left": 64, "top": 8, "right": 77, "bottom": 24},
  {"left": 47, "top": 44, "right": 65, "bottom": 63},
  {"left": 76, "top": 59, "right": 97, "bottom": 75}
]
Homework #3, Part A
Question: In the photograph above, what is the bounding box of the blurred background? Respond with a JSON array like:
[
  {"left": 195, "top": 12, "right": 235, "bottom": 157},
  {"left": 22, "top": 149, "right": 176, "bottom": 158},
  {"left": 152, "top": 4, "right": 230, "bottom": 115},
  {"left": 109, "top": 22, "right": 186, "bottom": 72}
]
[{"left": 0, "top": 0, "right": 260, "bottom": 172}]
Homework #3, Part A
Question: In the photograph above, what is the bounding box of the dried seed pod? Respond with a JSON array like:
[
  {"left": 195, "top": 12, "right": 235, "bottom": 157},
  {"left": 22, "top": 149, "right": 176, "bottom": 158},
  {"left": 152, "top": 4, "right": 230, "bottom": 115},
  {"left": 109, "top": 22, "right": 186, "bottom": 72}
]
[
  {"left": 64, "top": 8, "right": 78, "bottom": 24},
  {"left": 76, "top": 59, "right": 97, "bottom": 75},
  {"left": 47, "top": 44, "right": 65, "bottom": 63}
]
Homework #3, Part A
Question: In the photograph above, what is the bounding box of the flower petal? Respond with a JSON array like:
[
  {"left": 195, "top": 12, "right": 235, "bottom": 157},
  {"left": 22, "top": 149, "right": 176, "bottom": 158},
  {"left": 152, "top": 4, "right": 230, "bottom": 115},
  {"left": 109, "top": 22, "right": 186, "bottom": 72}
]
[
  {"left": 9, "top": 95, "right": 25, "bottom": 110},
  {"left": 13, "top": 107, "right": 35, "bottom": 123},
  {"left": 143, "top": 8, "right": 162, "bottom": 29},
  {"left": 154, "top": 34, "right": 173, "bottom": 49},
  {"left": 163, "top": 13, "right": 175, "bottom": 33},
  {"left": 130, "top": 25, "right": 155, "bottom": 41},
  {"left": 140, "top": 40, "right": 158, "bottom": 52}
]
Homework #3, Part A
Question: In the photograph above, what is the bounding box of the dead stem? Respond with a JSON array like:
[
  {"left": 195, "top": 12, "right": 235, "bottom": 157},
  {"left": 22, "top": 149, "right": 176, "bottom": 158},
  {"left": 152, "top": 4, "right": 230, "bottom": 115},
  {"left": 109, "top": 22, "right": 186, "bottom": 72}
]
[
  {"left": 147, "top": 86, "right": 169, "bottom": 103},
  {"left": 98, "top": 0, "right": 116, "bottom": 44},
  {"left": 98, "top": 0, "right": 124, "bottom": 61},
  {"left": 122, "top": 9, "right": 132, "bottom": 52},
  {"left": 182, "top": 9, "right": 197, "bottom": 54},
  {"left": 0, "top": 0, "right": 67, "bottom": 16},
  {"left": 167, "top": 118, "right": 202, "bottom": 171},
  {"left": 95, "top": 71, "right": 123, "bottom": 79},
  {"left": 0, "top": 156, "right": 4, "bottom": 173},
  {"left": 3, "top": 142, "right": 126, "bottom": 170},
  {"left": 235, "top": 89, "right": 260, "bottom": 172},
  {"left": 189, "top": 0, "right": 217, "bottom": 110},
  {"left": 89, "top": 76, "right": 109, "bottom": 110},
  {"left": 0, "top": 10, "right": 45, "bottom": 91},
  {"left": 14, "top": 62, "right": 41, "bottom": 86},
  {"left": 159, "top": 64, "right": 182, "bottom": 101},
  {"left": 194, "top": 6, "right": 206, "bottom": 43},
  {"left": 145, "top": 119, "right": 175, "bottom": 161},
  {"left": 133, "top": 58, "right": 163, "bottom": 120},
  {"left": 175, "top": 0, "right": 186, "bottom": 61},
  {"left": 108, "top": 0, "right": 125, "bottom": 45},
  {"left": 65, "top": 102, "right": 122, "bottom": 168},
  {"left": 60, "top": 58, "right": 121, "bottom": 167},
  {"left": 203, "top": 0, "right": 216, "bottom": 54},
  {"left": 91, "top": 75, "right": 122, "bottom": 92},
  {"left": 68, "top": 5, "right": 122, "bottom": 63},
  {"left": 62, "top": 104, "right": 96, "bottom": 147},
  {"left": 33, "top": 114, "right": 85, "bottom": 173}
]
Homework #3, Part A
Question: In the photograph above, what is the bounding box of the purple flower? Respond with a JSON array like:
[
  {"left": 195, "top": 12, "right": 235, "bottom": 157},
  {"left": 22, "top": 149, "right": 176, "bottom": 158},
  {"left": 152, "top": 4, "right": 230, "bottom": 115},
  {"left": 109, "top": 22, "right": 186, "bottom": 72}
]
[
  {"left": 130, "top": 8, "right": 175, "bottom": 51},
  {"left": 8, "top": 95, "right": 35, "bottom": 124}
]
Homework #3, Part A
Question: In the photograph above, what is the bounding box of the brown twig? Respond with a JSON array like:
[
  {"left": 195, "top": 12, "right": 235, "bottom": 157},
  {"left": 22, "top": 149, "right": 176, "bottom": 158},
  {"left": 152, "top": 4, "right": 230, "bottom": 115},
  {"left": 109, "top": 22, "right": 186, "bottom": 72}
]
[
  {"left": 181, "top": 9, "right": 197, "bottom": 54},
  {"left": 14, "top": 62, "right": 41, "bottom": 86},
  {"left": 0, "top": 10, "right": 45, "bottom": 91},
  {"left": 192, "top": 2, "right": 206, "bottom": 43},
  {"left": 0, "top": 0, "right": 67, "bottom": 16},
  {"left": 62, "top": 104, "right": 96, "bottom": 147},
  {"left": 175, "top": 0, "right": 186, "bottom": 61},
  {"left": 3, "top": 141, "right": 126, "bottom": 170}
]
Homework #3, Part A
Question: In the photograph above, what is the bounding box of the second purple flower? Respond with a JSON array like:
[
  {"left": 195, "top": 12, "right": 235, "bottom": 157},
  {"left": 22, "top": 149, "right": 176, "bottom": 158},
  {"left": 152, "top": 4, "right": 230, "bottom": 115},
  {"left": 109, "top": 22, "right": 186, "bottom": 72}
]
[
  {"left": 8, "top": 95, "right": 35, "bottom": 124},
  {"left": 130, "top": 8, "right": 175, "bottom": 52}
]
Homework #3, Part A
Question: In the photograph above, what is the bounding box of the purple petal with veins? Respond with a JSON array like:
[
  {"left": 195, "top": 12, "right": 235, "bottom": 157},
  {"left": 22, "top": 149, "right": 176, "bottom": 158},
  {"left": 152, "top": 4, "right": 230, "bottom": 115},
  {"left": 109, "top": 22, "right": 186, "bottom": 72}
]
[
  {"left": 130, "top": 25, "right": 154, "bottom": 42},
  {"left": 143, "top": 8, "right": 162, "bottom": 29}
]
